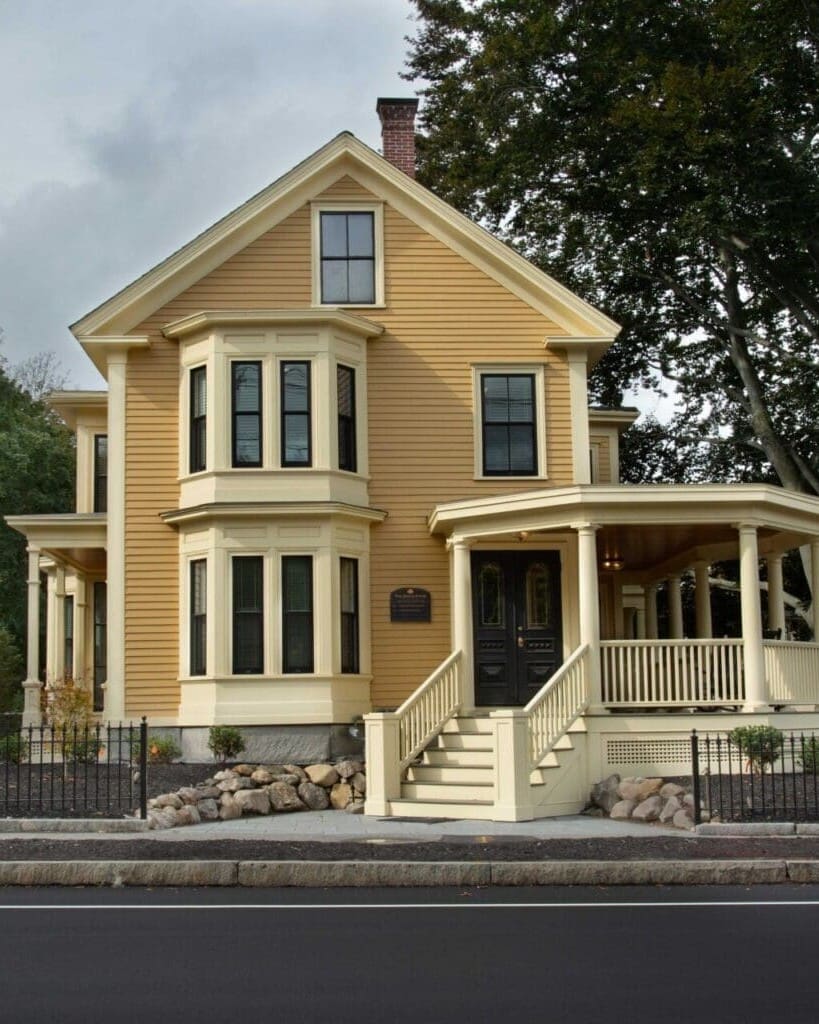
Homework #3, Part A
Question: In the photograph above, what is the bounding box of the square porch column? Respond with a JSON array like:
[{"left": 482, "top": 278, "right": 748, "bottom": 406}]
[
  {"left": 22, "top": 547, "right": 43, "bottom": 728},
  {"left": 449, "top": 537, "right": 474, "bottom": 711},
  {"left": 738, "top": 523, "right": 767, "bottom": 710}
]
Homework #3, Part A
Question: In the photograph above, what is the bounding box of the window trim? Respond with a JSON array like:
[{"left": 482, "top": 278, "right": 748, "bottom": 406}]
[
  {"left": 63, "top": 594, "right": 75, "bottom": 680},
  {"left": 189, "top": 365, "right": 207, "bottom": 475},
  {"left": 230, "top": 360, "right": 263, "bottom": 468},
  {"left": 93, "top": 434, "right": 108, "bottom": 514},
  {"left": 472, "top": 364, "right": 547, "bottom": 480},
  {"left": 336, "top": 363, "right": 357, "bottom": 473},
  {"left": 189, "top": 559, "right": 207, "bottom": 677},
  {"left": 280, "top": 360, "right": 313, "bottom": 468},
  {"left": 310, "top": 201, "right": 385, "bottom": 307}
]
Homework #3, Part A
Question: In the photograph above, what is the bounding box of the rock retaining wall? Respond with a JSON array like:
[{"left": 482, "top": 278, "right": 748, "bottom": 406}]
[
  {"left": 146, "top": 760, "right": 366, "bottom": 829},
  {"left": 588, "top": 774, "right": 700, "bottom": 829}
]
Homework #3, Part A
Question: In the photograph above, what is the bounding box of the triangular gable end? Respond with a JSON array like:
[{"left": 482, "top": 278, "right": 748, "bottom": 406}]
[{"left": 71, "top": 132, "right": 620, "bottom": 352}]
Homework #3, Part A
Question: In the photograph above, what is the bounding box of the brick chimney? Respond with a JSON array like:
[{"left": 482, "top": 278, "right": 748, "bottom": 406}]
[{"left": 376, "top": 97, "right": 419, "bottom": 178}]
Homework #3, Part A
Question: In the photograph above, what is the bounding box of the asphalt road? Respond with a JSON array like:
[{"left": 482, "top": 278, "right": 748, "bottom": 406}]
[{"left": 1, "top": 885, "right": 817, "bottom": 1023}]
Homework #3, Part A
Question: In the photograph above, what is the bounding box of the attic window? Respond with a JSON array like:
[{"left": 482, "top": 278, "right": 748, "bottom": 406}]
[{"left": 311, "top": 201, "right": 384, "bottom": 307}]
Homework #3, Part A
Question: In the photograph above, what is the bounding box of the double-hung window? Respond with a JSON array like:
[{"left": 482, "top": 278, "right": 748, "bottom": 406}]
[
  {"left": 232, "top": 556, "right": 264, "bottom": 674},
  {"left": 481, "top": 373, "right": 538, "bottom": 476},
  {"left": 93, "top": 582, "right": 107, "bottom": 713},
  {"left": 64, "top": 595, "right": 74, "bottom": 679},
  {"left": 231, "top": 362, "right": 262, "bottom": 467},
  {"left": 189, "top": 366, "right": 207, "bottom": 474},
  {"left": 93, "top": 435, "right": 108, "bottom": 513},
  {"left": 190, "top": 560, "right": 207, "bottom": 676},
  {"left": 282, "top": 556, "right": 314, "bottom": 673},
  {"left": 340, "top": 558, "right": 359, "bottom": 674},
  {"left": 281, "top": 361, "right": 311, "bottom": 467},
  {"left": 337, "top": 365, "right": 356, "bottom": 472},
  {"left": 320, "top": 212, "right": 375, "bottom": 304}
]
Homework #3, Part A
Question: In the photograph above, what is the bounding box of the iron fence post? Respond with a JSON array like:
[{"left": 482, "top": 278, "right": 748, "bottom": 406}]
[
  {"left": 691, "top": 729, "right": 701, "bottom": 826},
  {"left": 139, "top": 717, "right": 148, "bottom": 819}
]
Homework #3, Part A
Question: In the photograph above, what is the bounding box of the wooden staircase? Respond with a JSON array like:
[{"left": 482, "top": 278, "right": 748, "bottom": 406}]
[{"left": 386, "top": 713, "right": 588, "bottom": 821}]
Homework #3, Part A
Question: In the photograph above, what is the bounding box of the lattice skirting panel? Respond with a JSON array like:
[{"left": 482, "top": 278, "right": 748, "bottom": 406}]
[{"left": 603, "top": 736, "right": 693, "bottom": 776}]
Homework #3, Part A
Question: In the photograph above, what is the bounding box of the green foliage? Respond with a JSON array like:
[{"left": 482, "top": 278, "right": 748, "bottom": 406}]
[
  {"left": 798, "top": 736, "right": 819, "bottom": 774},
  {"left": 63, "top": 732, "right": 102, "bottom": 765},
  {"left": 407, "top": 1, "right": 819, "bottom": 494},
  {"left": 134, "top": 735, "right": 182, "bottom": 764},
  {"left": 0, "top": 732, "right": 28, "bottom": 764},
  {"left": 729, "top": 725, "right": 785, "bottom": 772},
  {"left": 207, "top": 725, "right": 245, "bottom": 763},
  {"left": 0, "top": 626, "right": 23, "bottom": 713}
]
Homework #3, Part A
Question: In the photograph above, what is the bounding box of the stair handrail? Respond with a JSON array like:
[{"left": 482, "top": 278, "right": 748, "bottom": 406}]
[
  {"left": 395, "top": 649, "right": 462, "bottom": 769},
  {"left": 524, "top": 643, "right": 590, "bottom": 770}
]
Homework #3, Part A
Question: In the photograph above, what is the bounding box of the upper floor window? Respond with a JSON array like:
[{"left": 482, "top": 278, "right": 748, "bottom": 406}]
[
  {"left": 320, "top": 212, "right": 375, "bottom": 304},
  {"left": 93, "top": 434, "right": 108, "bottom": 513},
  {"left": 337, "top": 365, "right": 356, "bottom": 472},
  {"left": 480, "top": 373, "right": 537, "bottom": 476},
  {"left": 231, "top": 362, "right": 262, "bottom": 468},
  {"left": 189, "top": 366, "right": 207, "bottom": 474},
  {"left": 281, "top": 361, "right": 312, "bottom": 467}
]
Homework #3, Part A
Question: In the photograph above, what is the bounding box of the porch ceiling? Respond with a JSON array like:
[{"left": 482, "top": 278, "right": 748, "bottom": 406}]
[{"left": 4, "top": 514, "right": 107, "bottom": 564}]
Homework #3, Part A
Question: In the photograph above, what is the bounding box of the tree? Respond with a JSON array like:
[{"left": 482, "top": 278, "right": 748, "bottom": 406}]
[
  {"left": 406, "top": 0, "right": 819, "bottom": 492},
  {"left": 10, "top": 351, "right": 70, "bottom": 402},
  {"left": 0, "top": 341, "right": 75, "bottom": 703}
]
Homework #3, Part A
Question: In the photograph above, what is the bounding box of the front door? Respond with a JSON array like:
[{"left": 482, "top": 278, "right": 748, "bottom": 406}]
[{"left": 472, "top": 550, "right": 562, "bottom": 706}]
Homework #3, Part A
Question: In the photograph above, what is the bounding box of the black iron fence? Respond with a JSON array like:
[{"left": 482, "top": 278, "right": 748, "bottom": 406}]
[
  {"left": 692, "top": 728, "right": 819, "bottom": 823},
  {"left": 0, "top": 715, "right": 148, "bottom": 818}
]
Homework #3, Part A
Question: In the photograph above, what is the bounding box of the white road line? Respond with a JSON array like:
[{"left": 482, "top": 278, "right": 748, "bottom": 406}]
[{"left": 0, "top": 900, "right": 817, "bottom": 911}]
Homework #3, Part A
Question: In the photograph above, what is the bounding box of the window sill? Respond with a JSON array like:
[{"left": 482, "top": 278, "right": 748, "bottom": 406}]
[{"left": 473, "top": 475, "right": 549, "bottom": 483}]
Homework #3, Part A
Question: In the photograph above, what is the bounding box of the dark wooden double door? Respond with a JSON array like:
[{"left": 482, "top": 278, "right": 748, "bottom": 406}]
[{"left": 472, "top": 550, "right": 563, "bottom": 707}]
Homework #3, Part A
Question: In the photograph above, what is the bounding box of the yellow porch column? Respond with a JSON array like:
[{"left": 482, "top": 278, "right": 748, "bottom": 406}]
[
  {"left": 694, "top": 561, "right": 712, "bottom": 639},
  {"left": 575, "top": 523, "right": 601, "bottom": 708},
  {"left": 738, "top": 524, "right": 766, "bottom": 710},
  {"left": 52, "top": 565, "right": 66, "bottom": 684},
  {"left": 22, "top": 547, "right": 43, "bottom": 727},
  {"left": 766, "top": 554, "right": 786, "bottom": 637},
  {"left": 450, "top": 537, "right": 474, "bottom": 711},
  {"left": 668, "top": 573, "right": 684, "bottom": 639}
]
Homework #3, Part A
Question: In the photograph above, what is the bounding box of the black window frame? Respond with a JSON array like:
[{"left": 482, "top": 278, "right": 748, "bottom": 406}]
[
  {"left": 340, "top": 557, "right": 359, "bottom": 674},
  {"left": 232, "top": 556, "right": 264, "bottom": 675},
  {"left": 282, "top": 555, "right": 314, "bottom": 674},
  {"left": 64, "top": 594, "right": 74, "bottom": 680},
  {"left": 337, "top": 364, "right": 357, "bottom": 473},
  {"left": 231, "top": 360, "right": 263, "bottom": 468},
  {"left": 319, "top": 210, "right": 376, "bottom": 305},
  {"left": 480, "top": 372, "right": 538, "bottom": 477},
  {"left": 189, "top": 365, "right": 207, "bottom": 474},
  {"left": 190, "top": 559, "right": 207, "bottom": 677},
  {"left": 280, "top": 361, "right": 312, "bottom": 468},
  {"left": 93, "top": 581, "right": 107, "bottom": 713},
  {"left": 93, "top": 434, "right": 108, "bottom": 514}
]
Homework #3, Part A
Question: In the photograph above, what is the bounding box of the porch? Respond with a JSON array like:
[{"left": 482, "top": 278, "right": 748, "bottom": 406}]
[{"left": 365, "top": 484, "right": 819, "bottom": 821}]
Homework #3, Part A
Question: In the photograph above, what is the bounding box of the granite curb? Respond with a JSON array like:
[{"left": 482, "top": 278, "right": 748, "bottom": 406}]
[
  {"left": 0, "top": 858, "right": 815, "bottom": 886},
  {"left": 0, "top": 820, "right": 150, "bottom": 834}
]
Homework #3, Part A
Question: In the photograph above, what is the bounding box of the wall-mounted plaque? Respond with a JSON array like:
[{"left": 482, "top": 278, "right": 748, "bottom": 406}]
[{"left": 390, "top": 587, "right": 431, "bottom": 623}]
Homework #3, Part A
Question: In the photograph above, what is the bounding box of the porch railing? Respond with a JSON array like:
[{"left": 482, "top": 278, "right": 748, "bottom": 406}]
[
  {"left": 396, "top": 649, "right": 462, "bottom": 769},
  {"left": 764, "top": 640, "right": 819, "bottom": 706},
  {"left": 525, "top": 643, "right": 590, "bottom": 769},
  {"left": 601, "top": 639, "right": 745, "bottom": 707}
]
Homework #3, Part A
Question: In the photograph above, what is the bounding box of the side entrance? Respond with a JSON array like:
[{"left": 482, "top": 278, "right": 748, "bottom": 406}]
[{"left": 471, "top": 550, "right": 563, "bottom": 707}]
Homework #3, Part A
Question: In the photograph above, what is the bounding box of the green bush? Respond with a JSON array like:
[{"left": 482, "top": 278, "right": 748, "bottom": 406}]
[
  {"left": 729, "top": 725, "right": 784, "bottom": 773},
  {"left": 133, "top": 735, "right": 182, "bottom": 764},
  {"left": 207, "top": 725, "right": 245, "bottom": 763},
  {"left": 0, "top": 732, "right": 28, "bottom": 764},
  {"left": 798, "top": 736, "right": 819, "bottom": 774},
  {"left": 63, "top": 733, "right": 102, "bottom": 765}
]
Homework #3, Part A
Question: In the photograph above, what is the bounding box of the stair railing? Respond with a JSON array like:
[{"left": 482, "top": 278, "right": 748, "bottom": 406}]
[
  {"left": 396, "top": 649, "right": 462, "bottom": 769},
  {"left": 524, "top": 643, "right": 590, "bottom": 770}
]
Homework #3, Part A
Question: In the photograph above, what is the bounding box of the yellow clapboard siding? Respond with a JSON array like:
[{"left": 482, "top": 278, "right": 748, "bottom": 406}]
[{"left": 122, "top": 173, "right": 577, "bottom": 717}]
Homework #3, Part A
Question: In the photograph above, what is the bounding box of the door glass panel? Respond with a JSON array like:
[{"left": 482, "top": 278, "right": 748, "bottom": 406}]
[
  {"left": 526, "top": 562, "right": 552, "bottom": 627},
  {"left": 479, "top": 562, "right": 504, "bottom": 628}
]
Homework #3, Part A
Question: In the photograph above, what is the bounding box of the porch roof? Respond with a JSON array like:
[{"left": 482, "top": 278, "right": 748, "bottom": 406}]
[
  {"left": 428, "top": 484, "right": 819, "bottom": 578},
  {"left": 4, "top": 513, "right": 107, "bottom": 573}
]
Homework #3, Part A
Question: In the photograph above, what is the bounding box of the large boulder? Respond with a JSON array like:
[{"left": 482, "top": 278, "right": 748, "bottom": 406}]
[
  {"left": 305, "top": 764, "right": 340, "bottom": 787},
  {"left": 335, "top": 759, "right": 363, "bottom": 780},
  {"left": 673, "top": 808, "right": 695, "bottom": 830},
  {"left": 635, "top": 778, "right": 664, "bottom": 802},
  {"left": 632, "top": 795, "right": 663, "bottom": 822},
  {"left": 283, "top": 764, "right": 308, "bottom": 782},
  {"left": 610, "top": 799, "right": 636, "bottom": 820},
  {"left": 591, "top": 774, "right": 621, "bottom": 813},
  {"left": 197, "top": 798, "right": 219, "bottom": 821},
  {"left": 660, "top": 782, "right": 686, "bottom": 799},
  {"left": 177, "top": 787, "right": 201, "bottom": 805},
  {"left": 659, "top": 796, "right": 682, "bottom": 823},
  {"left": 155, "top": 793, "right": 183, "bottom": 810},
  {"left": 217, "top": 776, "right": 254, "bottom": 793},
  {"left": 330, "top": 782, "right": 353, "bottom": 810},
  {"left": 219, "top": 793, "right": 241, "bottom": 820},
  {"left": 251, "top": 769, "right": 274, "bottom": 785},
  {"left": 176, "top": 804, "right": 201, "bottom": 826},
  {"left": 298, "top": 781, "right": 330, "bottom": 810},
  {"left": 233, "top": 764, "right": 255, "bottom": 777},
  {"left": 235, "top": 788, "right": 271, "bottom": 815},
  {"left": 616, "top": 780, "right": 642, "bottom": 802},
  {"left": 148, "top": 807, "right": 179, "bottom": 829},
  {"left": 268, "top": 782, "right": 304, "bottom": 812},
  {"left": 350, "top": 772, "right": 367, "bottom": 796}
]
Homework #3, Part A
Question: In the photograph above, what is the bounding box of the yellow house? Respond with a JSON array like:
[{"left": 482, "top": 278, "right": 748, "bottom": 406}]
[{"left": 9, "top": 99, "right": 819, "bottom": 819}]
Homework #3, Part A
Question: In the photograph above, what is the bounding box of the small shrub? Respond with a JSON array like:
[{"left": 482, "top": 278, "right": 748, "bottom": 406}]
[
  {"left": 798, "top": 736, "right": 819, "bottom": 774},
  {"left": 0, "top": 733, "right": 28, "bottom": 764},
  {"left": 134, "top": 735, "right": 182, "bottom": 764},
  {"left": 729, "top": 725, "right": 784, "bottom": 773},
  {"left": 64, "top": 734, "right": 102, "bottom": 765},
  {"left": 207, "top": 725, "right": 245, "bottom": 763}
]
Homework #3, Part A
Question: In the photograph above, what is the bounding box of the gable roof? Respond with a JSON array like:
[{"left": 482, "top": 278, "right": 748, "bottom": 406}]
[{"left": 70, "top": 132, "right": 620, "bottom": 350}]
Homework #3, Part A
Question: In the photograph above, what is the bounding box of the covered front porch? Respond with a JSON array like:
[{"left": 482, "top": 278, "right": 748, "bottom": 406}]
[
  {"left": 5, "top": 514, "right": 107, "bottom": 726},
  {"left": 365, "top": 484, "right": 819, "bottom": 821}
]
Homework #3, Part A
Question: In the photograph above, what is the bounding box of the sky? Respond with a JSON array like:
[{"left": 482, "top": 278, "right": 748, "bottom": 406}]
[{"left": 0, "top": 0, "right": 417, "bottom": 388}]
